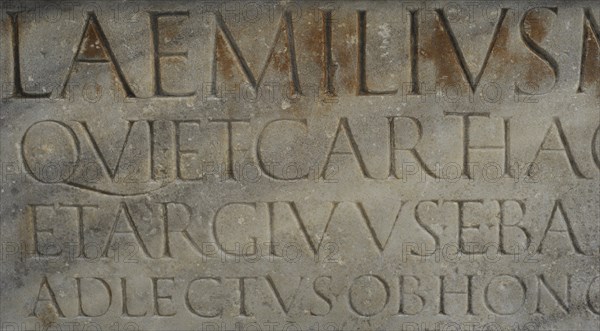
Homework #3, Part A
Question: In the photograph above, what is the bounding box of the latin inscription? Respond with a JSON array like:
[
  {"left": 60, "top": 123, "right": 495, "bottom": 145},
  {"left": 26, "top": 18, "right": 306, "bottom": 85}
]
[
  {"left": 2, "top": 6, "right": 600, "bottom": 100},
  {"left": 0, "top": 2, "right": 598, "bottom": 330}
]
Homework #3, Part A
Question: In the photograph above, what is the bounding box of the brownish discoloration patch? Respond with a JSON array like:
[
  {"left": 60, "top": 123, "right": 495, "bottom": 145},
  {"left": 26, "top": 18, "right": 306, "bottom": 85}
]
[
  {"left": 38, "top": 306, "right": 58, "bottom": 329},
  {"left": 272, "top": 40, "right": 290, "bottom": 73},
  {"left": 519, "top": 10, "right": 557, "bottom": 89},
  {"left": 302, "top": 19, "right": 328, "bottom": 101},
  {"left": 339, "top": 64, "right": 355, "bottom": 94},
  {"left": 304, "top": 21, "right": 323, "bottom": 66},
  {"left": 421, "top": 16, "right": 465, "bottom": 88},
  {"left": 161, "top": 20, "right": 181, "bottom": 43},
  {"left": 215, "top": 33, "right": 235, "bottom": 79},
  {"left": 81, "top": 24, "right": 107, "bottom": 59},
  {"left": 524, "top": 56, "right": 553, "bottom": 89},
  {"left": 491, "top": 18, "right": 551, "bottom": 91},
  {"left": 420, "top": 13, "right": 554, "bottom": 94},
  {"left": 522, "top": 10, "right": 550, "bottom": 44},
  {"left": 491, "top": 20, "right": 510, "bottom": 60},
  {"left": 336, "top": 22, "right": 355, "bottom": 94},
  {"left": 581, "top": 23, "right": 600, "bottom": 95},
  {"left": 340, "top": 72, "right": 355, "bottom": 94}
]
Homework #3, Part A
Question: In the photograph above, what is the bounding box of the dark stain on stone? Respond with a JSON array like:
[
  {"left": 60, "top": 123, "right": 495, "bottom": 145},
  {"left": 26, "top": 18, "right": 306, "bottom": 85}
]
[
  {"left": 581, "top": 23, "right": 600, "bottom": 95},
  {"left": 520, "top": 10, "right": 557, "bottom": 89},
  {"left": 81, "top": 24, "right": 108, "bottom": 60},
  {"left": 522, "top": 10, "right": 550, "bottom": 44},
  {"left": 215, "top": 33, "right": 234, "bottom": 79},
  {"left": 421, "top": 16, "right": 464, "bottom": 88},
  {"left": 524, "top": 55, "right": 553, "bottom": 89},
  {"left": 492, "top": 20, "right": 510, "bottom": 60},
  {"left": 304, "top": 22, "right": 323, "bottom": 66},
  {"left": 272, "top": 40, "right": 290, "bottom": 73}
]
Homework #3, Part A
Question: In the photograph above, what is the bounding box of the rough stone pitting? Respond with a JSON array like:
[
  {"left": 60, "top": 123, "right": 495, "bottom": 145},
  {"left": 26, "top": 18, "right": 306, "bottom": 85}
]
[{"left": 0, "top": 1, "right": 599, "bottom": 330}]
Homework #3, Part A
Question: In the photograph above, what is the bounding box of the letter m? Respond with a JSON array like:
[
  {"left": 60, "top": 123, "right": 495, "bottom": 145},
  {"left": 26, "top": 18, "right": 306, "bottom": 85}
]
[{"left": 211, "top": 12, "right": 301, "bottom": 96}]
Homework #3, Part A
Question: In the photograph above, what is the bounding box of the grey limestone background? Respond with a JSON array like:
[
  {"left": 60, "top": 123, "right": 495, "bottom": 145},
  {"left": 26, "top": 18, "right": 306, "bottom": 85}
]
[{"left": 0, "top": 1, "right": 599, "bottom": 330}]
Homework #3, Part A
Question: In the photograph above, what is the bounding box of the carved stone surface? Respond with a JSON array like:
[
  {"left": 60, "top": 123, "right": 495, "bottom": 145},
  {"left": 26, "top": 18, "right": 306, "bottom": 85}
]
[{"left": 0, "top": 1, "right": 599, "bottom": 330}]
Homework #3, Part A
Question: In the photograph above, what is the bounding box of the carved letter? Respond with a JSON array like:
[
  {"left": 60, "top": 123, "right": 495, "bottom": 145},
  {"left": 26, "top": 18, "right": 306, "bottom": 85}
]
[
  {"left": 537, "top": 200, "right": 584, "bottom": 255},
  {"left": 388, "top": 116, "right": 438, "bottom": 179},
  {"left": 212, "top": 12, "right": 301, "bottom": 96},
  {"left": 321, "top": 118, "right": 373, "bottom": 179},
  {"left": 257, "top": 119, "right": 309, "bottom": 180},
  {"left": 77, "top": 277, "right": 112, "bottom": 317},
  {"left": 578, "top": 9, "right": 600, "bottom": 93},
  {"left": 517, "top": 8, "right": 559, "bottom": 95},
  {"left": 7, "top": 12, "right": 51, "bottom": 98},
  {"left": 149, "top": 11, "right": 195, "bottom": 97},
  {"left": 61, "top": 12, "right": 135, "bottom": 98},
  {"left": 434, "top": 9, "right": 508, "bottom": 93},
  {"left": 357, "top": 11, "right": 397, "bottom": 95},
  {"left": 527, "top": 118, "right": 589, "bottom": 179},
  {"left": 31, "top": 276, "right": 65, "bottom": 317}
]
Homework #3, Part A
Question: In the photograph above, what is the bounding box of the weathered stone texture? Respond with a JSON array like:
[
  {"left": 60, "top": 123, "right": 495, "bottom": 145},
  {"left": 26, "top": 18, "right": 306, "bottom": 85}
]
[{"left": 0, "top": 1, "right": 599, "bottom": 330}]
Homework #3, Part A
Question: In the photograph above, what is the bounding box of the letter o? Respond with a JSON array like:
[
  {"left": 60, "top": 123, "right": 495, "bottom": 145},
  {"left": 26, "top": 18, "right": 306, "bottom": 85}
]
[
  {"left": 484, "top": 275, "right": 526, "bottom": 315},
  {"left": 349, "top": 275, "right": 389, "bottom": 317}
]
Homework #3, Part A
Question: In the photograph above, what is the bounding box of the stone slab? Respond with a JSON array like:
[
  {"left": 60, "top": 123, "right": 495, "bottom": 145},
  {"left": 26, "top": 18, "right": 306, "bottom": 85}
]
[{"left": 0, "top": 1, "right": 599, "bottom": 330}]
